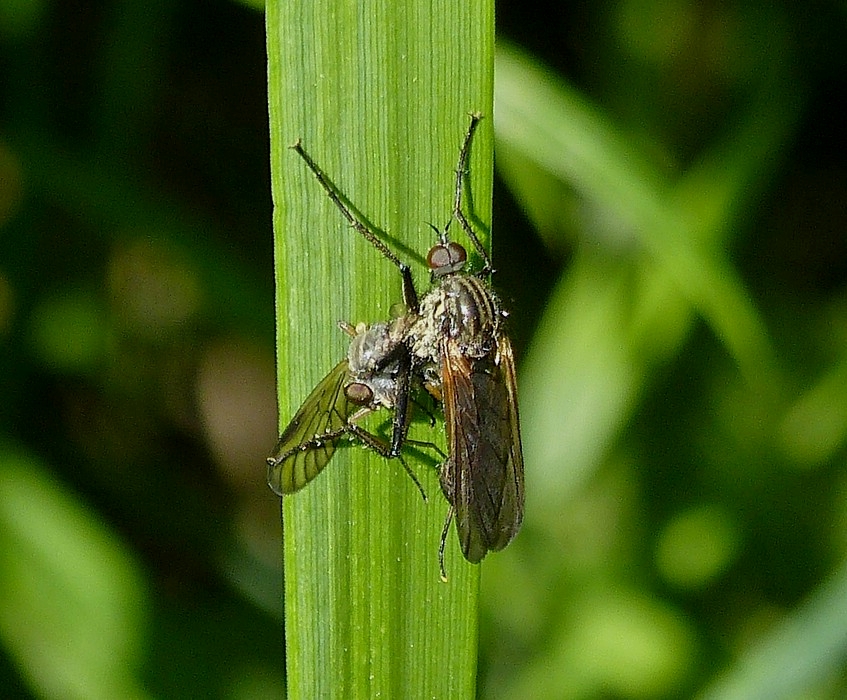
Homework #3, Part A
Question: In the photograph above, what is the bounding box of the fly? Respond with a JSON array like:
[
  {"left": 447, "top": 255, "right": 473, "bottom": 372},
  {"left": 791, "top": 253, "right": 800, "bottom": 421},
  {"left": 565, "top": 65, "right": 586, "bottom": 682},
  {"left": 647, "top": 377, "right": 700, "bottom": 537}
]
[
  {"left": 404, "top": 115, "right": 524, "bottom": 579},
  {"left": 276, "top": 114, "right": 524, "bottom": 579},
  {"left": 266, "top": 317, "right": 425, "bottom": 498}
]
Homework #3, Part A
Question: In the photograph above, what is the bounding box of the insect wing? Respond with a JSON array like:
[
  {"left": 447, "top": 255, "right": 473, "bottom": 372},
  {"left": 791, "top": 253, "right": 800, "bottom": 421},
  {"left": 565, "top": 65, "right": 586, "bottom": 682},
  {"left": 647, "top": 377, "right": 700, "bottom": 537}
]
[
  {"left": 267, "top": 360, "right": 356, "bottom": 495},
  {"left": 495, "top": 334, "right": 525, "bottom": 540},
  {"left": 440, "top": 336, "right": 525, "bottom": 563}
]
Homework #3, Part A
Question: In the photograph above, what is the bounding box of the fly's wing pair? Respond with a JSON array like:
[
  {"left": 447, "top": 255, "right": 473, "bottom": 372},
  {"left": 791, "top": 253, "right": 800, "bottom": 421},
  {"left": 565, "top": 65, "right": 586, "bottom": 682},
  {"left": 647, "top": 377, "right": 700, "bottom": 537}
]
[
  {"left": 439, "top": 334, "right": 525, "bottom": 564},
  {"left": 267, "top": 360, "right": 357, "bottom": 496}
]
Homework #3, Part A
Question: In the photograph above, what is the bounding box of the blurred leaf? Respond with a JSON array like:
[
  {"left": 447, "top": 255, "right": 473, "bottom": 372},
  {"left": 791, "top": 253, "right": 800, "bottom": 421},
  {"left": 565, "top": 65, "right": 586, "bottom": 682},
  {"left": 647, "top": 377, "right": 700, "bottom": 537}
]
[
  {"left": 493, "top": 39, "right": 804, "bottom": 501},
  {"left": 779, "top": 356, "right": 847, "bottom": 467},
  {"left": 0, "top": 450, "right": 149, "bottom": 700},
  {"left": 699, "top": 558, "right": 847, "bottom": 700},
  {"left": 494, "top": 41, "right": 802, "bottom": 386},
  {"left": 29, "top": 290, "right": 107, "bottom": 372},
  {"left": 495, "top": 586, "right": 696, "bottom": 699},
  {"left": 655, "top": 504, "right": 741, "bottom": 589}
]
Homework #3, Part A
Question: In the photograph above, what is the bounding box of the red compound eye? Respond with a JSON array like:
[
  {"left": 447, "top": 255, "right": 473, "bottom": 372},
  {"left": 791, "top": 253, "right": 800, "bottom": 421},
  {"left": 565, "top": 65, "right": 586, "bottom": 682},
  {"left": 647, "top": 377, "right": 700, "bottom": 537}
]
[
  {"left": 427, "top": 241, "right": 466, "bottom": 275},
  {"left": 344, "top": 382, "right": 373, "bottom": 406}
]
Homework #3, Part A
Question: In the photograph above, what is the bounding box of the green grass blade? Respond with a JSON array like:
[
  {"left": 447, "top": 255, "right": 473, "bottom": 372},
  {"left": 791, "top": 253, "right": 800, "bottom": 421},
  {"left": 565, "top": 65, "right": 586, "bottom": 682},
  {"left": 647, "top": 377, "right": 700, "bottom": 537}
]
[{"left": 266, "top": 1, "right": 494, "bottom": 697}]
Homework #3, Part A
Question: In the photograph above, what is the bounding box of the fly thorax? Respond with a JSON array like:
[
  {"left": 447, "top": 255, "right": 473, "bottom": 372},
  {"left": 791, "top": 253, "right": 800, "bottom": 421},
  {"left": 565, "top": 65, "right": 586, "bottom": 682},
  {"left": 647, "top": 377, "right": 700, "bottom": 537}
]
[
  {"left": 441, "top": 275, "right": 501, "bottom": 357},
  {"left": 346, "top": 320, "right": 406, "bottom": 408},
  {"left": 408, "top": 288, "right": 448, "bottom": 362},
  {"left": 347, "top": 321, "right": 398, "bottom": 374},
  {"left": 408, "top": 275, "right": 502, "bottom": 361}
]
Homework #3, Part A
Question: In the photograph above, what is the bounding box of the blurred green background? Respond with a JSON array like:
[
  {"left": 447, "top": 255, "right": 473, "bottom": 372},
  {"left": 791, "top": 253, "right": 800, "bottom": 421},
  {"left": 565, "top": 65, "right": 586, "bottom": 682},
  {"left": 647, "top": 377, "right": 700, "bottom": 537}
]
[{"left": 2, "top": 0, "right": 847, "bottom": 698}]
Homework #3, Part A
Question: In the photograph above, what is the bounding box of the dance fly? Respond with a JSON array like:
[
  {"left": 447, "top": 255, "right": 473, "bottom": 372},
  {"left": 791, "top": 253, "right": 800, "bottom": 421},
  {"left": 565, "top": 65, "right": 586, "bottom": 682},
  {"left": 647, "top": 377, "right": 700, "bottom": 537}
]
[{"left": 404, "top": 114, "right": 524, "bottom": 579}]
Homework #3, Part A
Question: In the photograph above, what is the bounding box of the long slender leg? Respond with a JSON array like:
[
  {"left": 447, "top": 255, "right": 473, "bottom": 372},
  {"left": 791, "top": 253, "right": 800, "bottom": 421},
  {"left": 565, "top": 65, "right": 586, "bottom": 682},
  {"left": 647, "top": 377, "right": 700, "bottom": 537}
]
[
  {"left": 400, "top": 265, "right": 419, "bottom": 314},
  {"left": 438, "top": 505, "right": 455, "bottom": 582},
  {"left": 348, "top": 424, "right": 426, "bottom": 502},
  {"left": 269, "top": 405, "right": 426, "bottom": 501},
  {"left": 290, "top": 141, "right": 407, "bottom": 273},
  {"left": 268, "top": 422, "right": 365, "bottom": 468},
  {"left": 452, "top": 113, "right": 493, "bottom": 276},
  {"left": 388, "top": 349, "right": 412, "bottom": 458}
]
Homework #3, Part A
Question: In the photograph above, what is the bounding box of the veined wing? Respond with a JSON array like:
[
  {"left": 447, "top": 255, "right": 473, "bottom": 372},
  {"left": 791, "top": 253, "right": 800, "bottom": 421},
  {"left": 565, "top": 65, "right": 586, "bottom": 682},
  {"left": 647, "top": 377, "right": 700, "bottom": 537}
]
[
  {"left": 495, "top": 334, "right": 525, "bottom": 542},
  {"left": 267, "top": 360, "right": 355, "bottom": 495},
  {"left": 440, "top": 335, "right": 524, "bottom": 563}
]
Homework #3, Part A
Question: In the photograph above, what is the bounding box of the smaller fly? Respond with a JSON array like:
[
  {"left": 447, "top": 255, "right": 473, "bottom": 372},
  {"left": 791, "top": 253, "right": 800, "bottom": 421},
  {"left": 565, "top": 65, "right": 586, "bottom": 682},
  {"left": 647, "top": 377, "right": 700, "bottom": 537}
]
[{"left": 266, "top": 317, "right": 425, "bottom": 498}]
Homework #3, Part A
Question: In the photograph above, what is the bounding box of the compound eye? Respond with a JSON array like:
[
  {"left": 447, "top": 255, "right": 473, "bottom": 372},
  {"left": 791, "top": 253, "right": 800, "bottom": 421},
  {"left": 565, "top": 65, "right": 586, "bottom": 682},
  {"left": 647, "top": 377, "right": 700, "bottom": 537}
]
[
  {"left": 427, "top": 241, "right": 467, "bottom": 275},
  {"left": 345, "top": 382, "right": 373, "bottom": 406}
]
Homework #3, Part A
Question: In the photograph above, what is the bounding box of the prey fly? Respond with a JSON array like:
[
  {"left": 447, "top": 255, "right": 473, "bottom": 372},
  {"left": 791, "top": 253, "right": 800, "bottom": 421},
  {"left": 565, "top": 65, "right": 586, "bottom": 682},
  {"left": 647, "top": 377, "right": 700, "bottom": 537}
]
[{"left": 266, "top": 317, "right": 425, "bottom": 498}]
